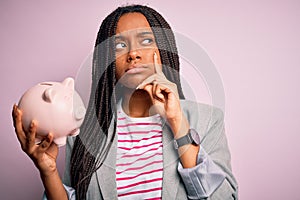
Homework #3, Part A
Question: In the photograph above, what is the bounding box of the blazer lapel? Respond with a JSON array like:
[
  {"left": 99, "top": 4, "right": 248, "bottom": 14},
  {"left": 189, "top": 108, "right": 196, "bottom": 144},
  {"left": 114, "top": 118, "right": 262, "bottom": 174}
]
[{"left": 95, "top": 120, "right": 118, "bottom": 200}]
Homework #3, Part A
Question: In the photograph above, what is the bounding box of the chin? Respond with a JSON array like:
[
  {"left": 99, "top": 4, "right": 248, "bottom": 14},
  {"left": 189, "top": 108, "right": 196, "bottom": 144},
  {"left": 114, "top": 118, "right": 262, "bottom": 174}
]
[
  {"left": 117, "top": 75, "right": 146, "bottom": 89},
  {"left": 120, "top": 81, "right": 140, "bottom": 89}
]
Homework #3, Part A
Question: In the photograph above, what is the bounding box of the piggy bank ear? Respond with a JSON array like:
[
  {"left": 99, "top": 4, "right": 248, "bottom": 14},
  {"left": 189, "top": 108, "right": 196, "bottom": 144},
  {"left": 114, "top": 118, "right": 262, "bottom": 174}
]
[
  {"left": 62, "top": 77, "right": 74, "bottom": 89},
  {"left": 43, "top": 88, "right": 56, "bottom": 103}
]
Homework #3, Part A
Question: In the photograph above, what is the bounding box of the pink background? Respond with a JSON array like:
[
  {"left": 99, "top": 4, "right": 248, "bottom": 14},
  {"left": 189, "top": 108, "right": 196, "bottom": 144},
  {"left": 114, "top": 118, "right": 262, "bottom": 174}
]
[{"left": 1, "top": 0, "right": 300, "bottom": 199}]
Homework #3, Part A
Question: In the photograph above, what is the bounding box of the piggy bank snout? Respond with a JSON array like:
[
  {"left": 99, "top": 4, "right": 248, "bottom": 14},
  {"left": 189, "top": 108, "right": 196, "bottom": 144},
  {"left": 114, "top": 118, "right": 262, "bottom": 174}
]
[{"left": 75, "top": 106, "right": 86, "bottom": 120}]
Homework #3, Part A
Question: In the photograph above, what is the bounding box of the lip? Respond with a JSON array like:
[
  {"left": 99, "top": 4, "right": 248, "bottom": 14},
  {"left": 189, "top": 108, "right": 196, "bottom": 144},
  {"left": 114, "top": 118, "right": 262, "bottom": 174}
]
[{"left": 125, "top": 64, "right": 147, "bottom": 74}]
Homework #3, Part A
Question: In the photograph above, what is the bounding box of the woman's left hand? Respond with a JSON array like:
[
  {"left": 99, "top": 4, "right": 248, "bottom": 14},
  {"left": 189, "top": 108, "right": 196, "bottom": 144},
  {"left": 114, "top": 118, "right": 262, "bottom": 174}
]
[
  {"left": 137, "top": 52, "right": 189, "bottom": 137},
  {"left": 137, "top": 53, "right": 199, "bottom": 169}
]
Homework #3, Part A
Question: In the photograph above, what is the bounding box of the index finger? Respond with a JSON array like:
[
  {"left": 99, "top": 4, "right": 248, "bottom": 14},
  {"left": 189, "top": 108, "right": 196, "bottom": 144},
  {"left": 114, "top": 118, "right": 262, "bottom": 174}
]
[{"left": 154, "top": 52, "right": 164, "bottom": 76}]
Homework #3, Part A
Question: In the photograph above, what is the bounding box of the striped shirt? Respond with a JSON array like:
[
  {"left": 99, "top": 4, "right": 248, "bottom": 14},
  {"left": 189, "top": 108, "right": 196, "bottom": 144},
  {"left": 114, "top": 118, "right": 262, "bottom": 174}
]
[{"left": 116, "top": 105, "right": 163, "bottom": 200}]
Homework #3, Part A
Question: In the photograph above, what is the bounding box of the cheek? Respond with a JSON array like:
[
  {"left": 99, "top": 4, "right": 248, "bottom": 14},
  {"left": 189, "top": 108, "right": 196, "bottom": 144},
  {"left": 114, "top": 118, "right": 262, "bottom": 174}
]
[
  {"left": 115, "top": 68, "right": 121, "bottom": 81},
  {"left": 115, "top": 55, "right": 126, "bottom": 80},
  {"left": 142, "top": 48, "right": 159, "bottom": 63}
]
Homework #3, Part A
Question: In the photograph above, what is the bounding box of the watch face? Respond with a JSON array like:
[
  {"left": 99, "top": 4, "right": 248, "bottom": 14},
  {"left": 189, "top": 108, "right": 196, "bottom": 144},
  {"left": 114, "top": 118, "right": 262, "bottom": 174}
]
[{"left": 190, "top": 129, "right": 200, "bottom": 145}]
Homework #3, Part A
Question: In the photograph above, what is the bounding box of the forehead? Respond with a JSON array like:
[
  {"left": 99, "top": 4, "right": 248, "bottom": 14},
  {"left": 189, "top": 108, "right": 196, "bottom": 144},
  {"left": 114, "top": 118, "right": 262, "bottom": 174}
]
[{"left": 116, "top": 12, "right": 152, "bottom": 34}]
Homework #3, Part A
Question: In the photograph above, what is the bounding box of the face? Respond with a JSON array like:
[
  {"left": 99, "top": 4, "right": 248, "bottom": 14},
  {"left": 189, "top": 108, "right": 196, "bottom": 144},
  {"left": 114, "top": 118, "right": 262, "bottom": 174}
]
[{"left": 115, "top": 12, "right": 162, "bottom": 89}]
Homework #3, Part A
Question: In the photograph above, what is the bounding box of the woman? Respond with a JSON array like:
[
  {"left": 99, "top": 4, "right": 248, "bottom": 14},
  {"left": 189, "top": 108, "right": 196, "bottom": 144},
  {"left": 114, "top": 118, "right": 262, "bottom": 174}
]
[{"left": 13, "top": 5, "right": 238, "bottom": 200}]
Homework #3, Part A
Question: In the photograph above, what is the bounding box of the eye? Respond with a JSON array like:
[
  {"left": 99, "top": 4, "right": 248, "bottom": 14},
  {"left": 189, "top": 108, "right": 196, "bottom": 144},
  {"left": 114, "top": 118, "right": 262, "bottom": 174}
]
[
  {"left": 141, "top": 38, "right": 154, "bottom": 45},
  {"left": 116, "top": 42, "right": 126, "bottom": 49}
]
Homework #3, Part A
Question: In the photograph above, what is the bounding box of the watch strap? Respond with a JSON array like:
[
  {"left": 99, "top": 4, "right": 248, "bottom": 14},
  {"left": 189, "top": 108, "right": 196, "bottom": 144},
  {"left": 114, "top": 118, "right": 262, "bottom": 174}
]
[{"left": 174, "top": 132, "right": 193, "bottom": 149}]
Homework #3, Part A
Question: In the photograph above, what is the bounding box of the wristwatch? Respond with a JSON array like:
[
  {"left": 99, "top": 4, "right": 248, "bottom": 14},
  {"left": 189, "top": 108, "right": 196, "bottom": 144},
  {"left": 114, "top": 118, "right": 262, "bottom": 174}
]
[{"left": 174, "top": 128, "right": 200, "bottom": 149}]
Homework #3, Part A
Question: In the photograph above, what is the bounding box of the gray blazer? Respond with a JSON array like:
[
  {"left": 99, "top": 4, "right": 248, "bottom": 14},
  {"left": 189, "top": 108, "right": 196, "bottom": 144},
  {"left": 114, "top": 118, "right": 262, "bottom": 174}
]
[{"left": 62, "top": 100, "right": 238, "bottom": 199}]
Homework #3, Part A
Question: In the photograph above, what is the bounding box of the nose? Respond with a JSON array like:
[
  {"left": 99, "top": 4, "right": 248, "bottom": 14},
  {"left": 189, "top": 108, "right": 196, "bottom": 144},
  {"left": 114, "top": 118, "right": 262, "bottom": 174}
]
[{"left": 127, "top": 48, "right": 141, "bottom": 62}]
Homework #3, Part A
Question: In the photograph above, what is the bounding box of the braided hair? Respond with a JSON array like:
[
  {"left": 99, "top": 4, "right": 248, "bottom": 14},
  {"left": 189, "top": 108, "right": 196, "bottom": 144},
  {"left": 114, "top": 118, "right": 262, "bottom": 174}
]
[{"left": 70, "top": 5, "right": 185, "bottom": 199}]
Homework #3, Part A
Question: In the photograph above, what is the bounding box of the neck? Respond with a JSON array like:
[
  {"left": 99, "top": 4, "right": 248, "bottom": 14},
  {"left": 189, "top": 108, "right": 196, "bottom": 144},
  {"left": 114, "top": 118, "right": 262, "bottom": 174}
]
[{"left": 121, "top": 88, "right": 153, "bottom": 118}]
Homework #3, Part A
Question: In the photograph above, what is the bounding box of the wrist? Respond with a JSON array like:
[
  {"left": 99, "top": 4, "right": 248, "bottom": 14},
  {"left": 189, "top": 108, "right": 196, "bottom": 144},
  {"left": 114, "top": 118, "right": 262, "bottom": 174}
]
[
  {"left": 168, "top": 114, "right": 190, "bottom": 139},
  {"left": 39, "top": 166, "right": 58, "bottom": 178}
]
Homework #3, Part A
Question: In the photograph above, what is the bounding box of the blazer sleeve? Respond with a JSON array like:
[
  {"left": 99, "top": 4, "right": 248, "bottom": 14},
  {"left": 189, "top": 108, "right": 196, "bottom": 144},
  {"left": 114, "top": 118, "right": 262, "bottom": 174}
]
[
  {"left": 177, "top": 105, "right": 238, "bottom": 199},
  {"left": 62, "top": 136, "right": 76, "bottom": 199}
]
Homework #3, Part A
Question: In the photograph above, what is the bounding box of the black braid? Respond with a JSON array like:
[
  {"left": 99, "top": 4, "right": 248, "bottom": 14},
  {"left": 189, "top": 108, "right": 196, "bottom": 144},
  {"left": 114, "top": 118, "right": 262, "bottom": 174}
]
[{"left": 70, "top": 5, "right": 185, "bottom": 199}]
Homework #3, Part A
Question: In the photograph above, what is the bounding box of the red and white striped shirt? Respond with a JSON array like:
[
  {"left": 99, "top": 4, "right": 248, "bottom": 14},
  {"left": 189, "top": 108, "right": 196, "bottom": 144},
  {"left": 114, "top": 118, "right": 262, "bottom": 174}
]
[{"left": 116, "top": 105, "right": 163, "bottom": 200}]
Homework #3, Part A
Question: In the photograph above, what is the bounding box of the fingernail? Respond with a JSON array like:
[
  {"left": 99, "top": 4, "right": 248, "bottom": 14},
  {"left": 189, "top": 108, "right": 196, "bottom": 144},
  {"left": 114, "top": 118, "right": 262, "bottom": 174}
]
[
  {"left": 14, "top": 107, "right": 17, "bottom": 115},
  {"left": 136, "top": 85, "right": 140, "bottom": 89},
  {"left": 15, "top": 109, "right": 20, "bottom": 116},
  {"left": 31, "top": 120, "right": 36, "bottom": 127}
]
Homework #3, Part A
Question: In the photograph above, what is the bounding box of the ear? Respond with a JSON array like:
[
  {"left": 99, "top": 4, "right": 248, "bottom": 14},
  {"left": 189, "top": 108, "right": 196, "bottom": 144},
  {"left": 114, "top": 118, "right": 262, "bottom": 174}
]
[
  {"left": 62, "top": 77, "right": 74, "bottom": 89},
  {"left": 43, "top": 88, "right": 56, "bottom": 103}
]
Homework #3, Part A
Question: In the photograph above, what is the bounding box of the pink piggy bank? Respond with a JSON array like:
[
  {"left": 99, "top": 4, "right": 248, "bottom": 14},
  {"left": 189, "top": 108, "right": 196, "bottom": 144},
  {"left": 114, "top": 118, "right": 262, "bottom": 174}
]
[{"left": 18, "top": 77, "right": 86, "bottom": 146}]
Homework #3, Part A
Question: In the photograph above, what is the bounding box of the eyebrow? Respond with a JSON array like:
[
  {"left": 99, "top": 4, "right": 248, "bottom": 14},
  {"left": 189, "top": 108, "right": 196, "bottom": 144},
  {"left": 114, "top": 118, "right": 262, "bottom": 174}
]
[
  {"left": 115, "top": 31, "right": 154, "bottom": 40},
  {"left": 115, "top": 35, "right": 125, "bottom": 40},
  {"left": 137, "top": 31, "right": 154, "bottom": 37}
]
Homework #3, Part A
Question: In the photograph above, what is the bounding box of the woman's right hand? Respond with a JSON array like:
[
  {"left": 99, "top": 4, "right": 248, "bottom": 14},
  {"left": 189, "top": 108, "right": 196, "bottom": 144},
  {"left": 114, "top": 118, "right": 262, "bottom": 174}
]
[{"left": 12, "top": 104, "right": 59, "bottom": 177}]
